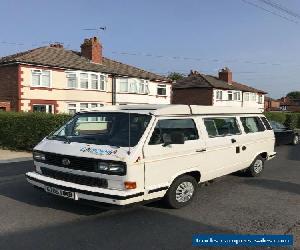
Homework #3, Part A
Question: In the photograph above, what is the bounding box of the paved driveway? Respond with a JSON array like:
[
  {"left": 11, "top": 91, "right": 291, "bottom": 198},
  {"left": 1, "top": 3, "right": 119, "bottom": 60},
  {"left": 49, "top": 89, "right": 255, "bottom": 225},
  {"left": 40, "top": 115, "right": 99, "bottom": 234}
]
[{"left": 0, "top": 145, "right": 299, "bottom": 250}]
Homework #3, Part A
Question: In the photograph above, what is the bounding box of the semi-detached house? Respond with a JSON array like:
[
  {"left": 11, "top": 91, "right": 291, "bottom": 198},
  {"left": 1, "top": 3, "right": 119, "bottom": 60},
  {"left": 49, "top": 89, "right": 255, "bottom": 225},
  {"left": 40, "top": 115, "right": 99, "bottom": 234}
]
[
  {"left": 172, "top": 68, "right": 266, "bottom": 110},
  {"left": 0, "top": 37, "right": 171, "bottom": 114}
]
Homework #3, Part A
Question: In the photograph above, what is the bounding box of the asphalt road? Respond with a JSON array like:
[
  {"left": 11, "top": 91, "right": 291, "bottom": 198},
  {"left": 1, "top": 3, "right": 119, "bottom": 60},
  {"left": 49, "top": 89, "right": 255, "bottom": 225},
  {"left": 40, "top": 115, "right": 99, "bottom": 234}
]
[{"left": 0, "top": 145, "right": 299, "bottom": 250}]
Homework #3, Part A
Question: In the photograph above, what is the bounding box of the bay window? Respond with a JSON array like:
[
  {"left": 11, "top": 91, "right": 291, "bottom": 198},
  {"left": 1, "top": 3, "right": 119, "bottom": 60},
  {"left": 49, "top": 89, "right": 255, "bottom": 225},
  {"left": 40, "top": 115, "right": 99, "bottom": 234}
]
[
  {"left": 80, "top": 73, "right": 89, "bottom": 89},
  {"left": 91, "top": 74, "right": 98, "bottom": 89},
  {"left": 66, "top": 72, "right": 77, "bottom": 88},
  {"left": 119, "top": 78, "right": 129, "bottom": 92},
  {"left": 100, "top": 75, "right": 105, "bottom": 90}
]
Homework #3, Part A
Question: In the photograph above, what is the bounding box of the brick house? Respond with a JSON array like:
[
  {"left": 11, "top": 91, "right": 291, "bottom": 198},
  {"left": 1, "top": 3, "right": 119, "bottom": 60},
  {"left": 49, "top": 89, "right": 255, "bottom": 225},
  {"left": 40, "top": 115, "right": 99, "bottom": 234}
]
[
  {"left": 0, "top": 37, "right": 172, "bottom": 113},
  {"left": 264, "top": 96, "right": 280, "bottom": 111},
  {"left": 279, "top": 97, "right": 300, "bottom": 112},
  {"left": 172, "top": 68, "right": 266, "bottom": 110}
]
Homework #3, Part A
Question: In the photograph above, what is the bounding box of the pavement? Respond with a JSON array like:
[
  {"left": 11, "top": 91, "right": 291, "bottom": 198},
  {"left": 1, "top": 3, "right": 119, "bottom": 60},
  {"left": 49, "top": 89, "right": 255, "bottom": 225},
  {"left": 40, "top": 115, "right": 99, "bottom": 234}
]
[
  {"left": 0, "top": 149, "right": 32, "bottom": 163},
  {"left": 0, "top": 145, "right": 299, "bottom": 250}
]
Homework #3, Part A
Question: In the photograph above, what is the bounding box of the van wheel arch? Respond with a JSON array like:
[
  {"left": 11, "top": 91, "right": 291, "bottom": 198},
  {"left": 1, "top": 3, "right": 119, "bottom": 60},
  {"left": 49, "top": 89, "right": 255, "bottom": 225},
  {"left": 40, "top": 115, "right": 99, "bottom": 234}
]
[
  {"left": 258, "top": 152, "right": 268, "bottom": 160},
  {"left": 171, "top": 171, "right": 201, "bottom": 184}
]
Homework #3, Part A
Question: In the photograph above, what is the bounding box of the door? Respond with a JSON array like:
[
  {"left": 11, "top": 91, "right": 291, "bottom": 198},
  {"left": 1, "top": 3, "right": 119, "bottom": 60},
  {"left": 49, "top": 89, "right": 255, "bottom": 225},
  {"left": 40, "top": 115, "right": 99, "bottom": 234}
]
[
  {"left": 143, "top": 117, "right": 206, "bottom": 199},
  {"left": 201, "top": 116, "right": 244, "bottom": 178}
]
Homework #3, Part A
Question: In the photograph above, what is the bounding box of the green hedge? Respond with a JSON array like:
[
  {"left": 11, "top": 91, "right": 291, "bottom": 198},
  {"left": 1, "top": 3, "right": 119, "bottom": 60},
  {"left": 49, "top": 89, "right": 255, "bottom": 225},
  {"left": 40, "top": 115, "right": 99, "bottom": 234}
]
[
  {"left": 265, "top": 112, "right": 300, "bottom": 129},
  {"left": 0, "top": 112, "right": 71, "bottom": 151}
]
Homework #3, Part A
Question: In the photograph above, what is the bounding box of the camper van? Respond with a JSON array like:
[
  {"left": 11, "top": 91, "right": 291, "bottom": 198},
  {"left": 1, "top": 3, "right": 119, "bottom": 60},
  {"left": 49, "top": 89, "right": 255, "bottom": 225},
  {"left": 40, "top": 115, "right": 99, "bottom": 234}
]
[{"left": 26, "top": 105, "right": 276, "bottom": 208}]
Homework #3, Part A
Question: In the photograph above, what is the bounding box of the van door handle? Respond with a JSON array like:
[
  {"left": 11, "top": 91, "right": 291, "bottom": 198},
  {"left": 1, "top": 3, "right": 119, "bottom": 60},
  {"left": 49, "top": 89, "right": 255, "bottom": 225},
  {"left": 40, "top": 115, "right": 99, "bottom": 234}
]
[
  {"left": 231, "top": 138, "right": 237, "bottom": 143},
  {"left": 196, "top": 149, "right": 206, "bottom": 153}
]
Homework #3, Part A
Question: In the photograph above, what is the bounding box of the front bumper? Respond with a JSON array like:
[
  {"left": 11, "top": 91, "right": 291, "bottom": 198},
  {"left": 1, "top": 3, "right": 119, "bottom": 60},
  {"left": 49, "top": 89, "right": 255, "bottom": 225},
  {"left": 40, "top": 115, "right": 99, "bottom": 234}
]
[{"left": 26, "top": 172, "right": 144, "bottom": 205}]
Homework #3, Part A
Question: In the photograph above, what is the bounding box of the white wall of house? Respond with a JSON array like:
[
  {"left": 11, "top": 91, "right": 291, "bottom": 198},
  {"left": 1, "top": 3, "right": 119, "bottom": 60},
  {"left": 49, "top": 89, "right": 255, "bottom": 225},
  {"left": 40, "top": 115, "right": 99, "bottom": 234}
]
[
  {"left": 212, "top": 89, "right": 264, "bottom": 110},
  {"left": 115, "top": 77, "right": 171, "bottom": 105}
]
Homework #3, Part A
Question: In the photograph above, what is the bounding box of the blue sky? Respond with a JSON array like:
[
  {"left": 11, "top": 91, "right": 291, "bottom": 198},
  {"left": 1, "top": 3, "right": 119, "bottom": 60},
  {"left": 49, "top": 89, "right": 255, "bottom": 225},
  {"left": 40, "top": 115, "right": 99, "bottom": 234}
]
[{"left": 1, "top": 0, "right": 300, "bottom": 98}]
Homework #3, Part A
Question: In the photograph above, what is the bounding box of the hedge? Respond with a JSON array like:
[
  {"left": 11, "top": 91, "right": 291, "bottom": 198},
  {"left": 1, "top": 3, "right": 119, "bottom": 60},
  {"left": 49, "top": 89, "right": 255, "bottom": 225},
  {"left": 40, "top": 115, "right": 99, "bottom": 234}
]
[
  {"left": 0, "top": 112, "right": 71, "bottom": 151},
  {"left": 265, "top": 112, "right": 300, "bottom": 129}
]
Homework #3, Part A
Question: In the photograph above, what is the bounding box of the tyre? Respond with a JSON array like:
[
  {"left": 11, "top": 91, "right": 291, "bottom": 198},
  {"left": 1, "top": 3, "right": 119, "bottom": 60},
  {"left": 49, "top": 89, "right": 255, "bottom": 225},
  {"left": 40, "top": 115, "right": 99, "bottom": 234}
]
[
  {"left": 292, "top": 134, "right": 299, "bottom": 145},
  {"left": 246, "top": 155, "right": 265, "bottom": 177},
  {"left": 164, "top": 175, "right": 197, "bottom": 209}
]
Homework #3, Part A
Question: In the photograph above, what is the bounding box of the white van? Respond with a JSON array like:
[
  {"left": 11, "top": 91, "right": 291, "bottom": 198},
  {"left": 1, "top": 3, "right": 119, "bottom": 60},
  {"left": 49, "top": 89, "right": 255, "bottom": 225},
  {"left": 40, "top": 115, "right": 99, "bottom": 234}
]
[{"left": 26, "top": 105, "right": 276, "bottom": 208}]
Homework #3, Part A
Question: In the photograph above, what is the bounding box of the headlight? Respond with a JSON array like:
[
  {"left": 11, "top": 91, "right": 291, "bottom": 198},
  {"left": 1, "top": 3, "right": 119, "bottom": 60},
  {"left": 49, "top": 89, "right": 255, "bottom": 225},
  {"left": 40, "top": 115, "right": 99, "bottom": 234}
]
[
  {"left": 96, "top": 161, "right": 126, "bottom": 175},
  {"left": 33, "top": 151, "right": 46, "bottom": 161}
]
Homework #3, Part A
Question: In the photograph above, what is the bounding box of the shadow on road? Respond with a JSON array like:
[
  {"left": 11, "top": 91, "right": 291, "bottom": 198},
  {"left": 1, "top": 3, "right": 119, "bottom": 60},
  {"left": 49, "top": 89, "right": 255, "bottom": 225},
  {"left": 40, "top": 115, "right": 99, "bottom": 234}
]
[
  {"left": 244, "top": 178, "right": 300, "bottom": 195},
  {"left": 286, "top": 144, "right": 300, "bottom": 161},
  {"left": 0, "top": 207, "right": 232, "bottom": 250}
]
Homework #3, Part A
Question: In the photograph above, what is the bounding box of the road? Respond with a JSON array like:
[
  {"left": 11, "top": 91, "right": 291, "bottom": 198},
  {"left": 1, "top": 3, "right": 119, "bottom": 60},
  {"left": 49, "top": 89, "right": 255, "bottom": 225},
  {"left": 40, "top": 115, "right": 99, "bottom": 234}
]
[{"left": 0, "top": 145, "right": 299, "bottom": 250}]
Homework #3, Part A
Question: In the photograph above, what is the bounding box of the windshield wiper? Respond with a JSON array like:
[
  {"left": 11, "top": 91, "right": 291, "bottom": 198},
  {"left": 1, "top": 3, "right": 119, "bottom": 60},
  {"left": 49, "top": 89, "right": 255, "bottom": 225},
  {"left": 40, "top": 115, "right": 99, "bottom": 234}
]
[{"left": 47, "top": 135, "right": 71, "bottom": 144}]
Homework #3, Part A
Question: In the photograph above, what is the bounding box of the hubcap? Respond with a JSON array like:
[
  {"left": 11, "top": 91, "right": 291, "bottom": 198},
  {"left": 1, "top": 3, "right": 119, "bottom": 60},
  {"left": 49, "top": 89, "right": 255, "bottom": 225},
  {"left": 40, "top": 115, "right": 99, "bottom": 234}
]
[
  {"left": 175, "top": 181, "right": 194, "bottom": 203},
  {"left": 294, "top": 136, "right": 299, "bottom": 144},
  {"left": 253, "top": 159, "right": 263, "bottom": 173}
]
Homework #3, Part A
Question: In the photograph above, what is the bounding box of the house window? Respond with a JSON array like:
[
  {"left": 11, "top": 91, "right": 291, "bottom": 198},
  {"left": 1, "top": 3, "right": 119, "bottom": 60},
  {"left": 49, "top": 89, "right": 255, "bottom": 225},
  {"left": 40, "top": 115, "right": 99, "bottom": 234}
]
[
  {"left": 129, "top": 80, "right": 138, "bottom": 93},
  {"left": 66, "top": 72, "right": 77, "bottom": 88},
  {"left": 68, "top": 104, "right": 77, "bottom": 115},
  {"left": 228, "top": 91, "right": 233, "bottom": 101},
  {"left": 119, "top": 78, "right": 129, "bottom": 92},
  {"left": 100, "top": 75, "right": 106, "bottom": 90},
  {"left": 244, "top": 93, "right": 250, "bottom": 101},
  {"left": 80, "top": 103, "right": 89, "bottom": 111},
  {"left": 139, "top": 80, "right": 149, "bottom": 94},
  {"left": 33, "top": 104, "right": 53, "bottom": 113},
  {"left": 234, "top": 92, "right": 241, "bottom": 101},
  {"left": 251, "top": 93, "right": 256, "bottom": 101},
  {"left": 157, "top": 84, "right": 167, "bottom": 96},
  {"left": 31, "top": 70, "right": 51, "bottom": 87},
  {"left": 91, "top": 74, "right": 98, "bottom": 89},
  {"left": 80, "top": 73, "right": 89, "bottom": 89},
  {"left": 216, "top": 90, "right": 223, "bottom": 100},
  {"left": 258, "top": 95, "right": 263, "bottom": 104}
]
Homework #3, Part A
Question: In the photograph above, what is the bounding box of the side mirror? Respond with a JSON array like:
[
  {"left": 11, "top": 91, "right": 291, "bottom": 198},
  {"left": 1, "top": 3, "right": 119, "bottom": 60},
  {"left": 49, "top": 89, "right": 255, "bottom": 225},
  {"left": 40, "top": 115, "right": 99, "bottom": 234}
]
[{"left": 162, "top": 132, "right": 185, "bottom": 146}]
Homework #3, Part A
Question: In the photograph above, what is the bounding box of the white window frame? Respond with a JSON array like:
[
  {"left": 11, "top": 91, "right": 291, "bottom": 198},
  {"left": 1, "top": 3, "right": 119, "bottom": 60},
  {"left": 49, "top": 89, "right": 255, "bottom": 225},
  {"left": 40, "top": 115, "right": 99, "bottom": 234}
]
[
  {"left": 67, "top": 102, "right": 104, "bottom": 114},
  {"left": 233, "top": 91, "right": 241, "bottom": 101},
  {"left": 66, "top": 71, "right": 78, "bottom": 89},
  {"left": 31, "top": 69, "right": 52, "bottom": 87},
  {"left": 258, "top": 95, "right": 263, "bottom": 104},
  {"left": 244, "top": 93, "right": 250, "bottom": 101},
  {"left": 216, "top": 90, "right": 223, "bottom": 100},
  {"left": 157, "top": 84, "right": 167, "bottom": 96},
  {"left": 228, "top": 91, "right": 233, "bottom": 101},
  {"left": 32, "top": 104, "right": 54, "bottom": 113}
]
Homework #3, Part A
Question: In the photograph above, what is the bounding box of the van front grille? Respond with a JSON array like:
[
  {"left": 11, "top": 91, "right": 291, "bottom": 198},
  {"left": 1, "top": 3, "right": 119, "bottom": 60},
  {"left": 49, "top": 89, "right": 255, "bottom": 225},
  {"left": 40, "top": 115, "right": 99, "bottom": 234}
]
[{"left": 40, "top": 167, "right": 108, "bottom": 188}]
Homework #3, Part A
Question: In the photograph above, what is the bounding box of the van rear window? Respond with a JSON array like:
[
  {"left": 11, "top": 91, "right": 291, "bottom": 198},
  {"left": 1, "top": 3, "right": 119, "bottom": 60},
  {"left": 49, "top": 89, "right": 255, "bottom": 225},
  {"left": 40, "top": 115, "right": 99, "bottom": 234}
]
[
  {"left": 203, "top": 117, "right": 241, "bottom": 137},
  {"left": 240, "top": 117, "right": 265, "bottom": 133}
]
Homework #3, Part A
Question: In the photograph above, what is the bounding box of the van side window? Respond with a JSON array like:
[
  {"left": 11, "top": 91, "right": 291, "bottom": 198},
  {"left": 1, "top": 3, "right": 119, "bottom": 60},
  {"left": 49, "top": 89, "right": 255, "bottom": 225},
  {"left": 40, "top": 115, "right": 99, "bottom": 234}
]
[
  {"left": 260, "top": 117, "right": 272, "bottom": 130},
  {"left": 240, "top": 117, "right": 265, "bottom": 133},
  {"left": 149, "top": 119, "right": 199, "bottom": 145},
  {"left": 203, "top": 117, "right": 240, "bottom": 137}
]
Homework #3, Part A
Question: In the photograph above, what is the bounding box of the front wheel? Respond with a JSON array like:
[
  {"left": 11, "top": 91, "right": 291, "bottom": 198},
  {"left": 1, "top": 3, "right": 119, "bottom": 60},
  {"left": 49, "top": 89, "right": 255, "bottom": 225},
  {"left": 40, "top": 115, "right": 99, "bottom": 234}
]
[
  {"left": 164, "top": 175, "right": 197, "bottom": 209},
  {"left": 246, "top": 156, "right": 265, "bottom": 177}
]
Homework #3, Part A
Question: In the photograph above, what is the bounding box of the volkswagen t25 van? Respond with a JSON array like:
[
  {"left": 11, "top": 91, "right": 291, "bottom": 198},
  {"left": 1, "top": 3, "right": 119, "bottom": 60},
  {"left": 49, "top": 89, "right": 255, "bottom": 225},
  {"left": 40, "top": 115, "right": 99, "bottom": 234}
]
[{"left": 26, "top": 105, "right": 276, "bottom": 208}]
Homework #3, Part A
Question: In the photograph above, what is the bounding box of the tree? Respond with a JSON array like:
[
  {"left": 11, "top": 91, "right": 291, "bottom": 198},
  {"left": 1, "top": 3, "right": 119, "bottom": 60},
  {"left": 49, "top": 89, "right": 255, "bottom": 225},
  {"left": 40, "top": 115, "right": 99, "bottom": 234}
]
[
  {"left": 286, "top": 91, "right": 300, "bottom": 99},
  {"left": 167, "top": 72, "right": 185, "bottom": 81}
]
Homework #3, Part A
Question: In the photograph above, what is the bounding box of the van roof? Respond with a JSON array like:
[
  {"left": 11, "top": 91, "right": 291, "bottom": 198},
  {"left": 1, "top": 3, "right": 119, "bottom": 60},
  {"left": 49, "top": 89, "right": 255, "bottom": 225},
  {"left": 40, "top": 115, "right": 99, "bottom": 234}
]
[{"left": 80, "top": 104, "right": 263, "bottom": 116}]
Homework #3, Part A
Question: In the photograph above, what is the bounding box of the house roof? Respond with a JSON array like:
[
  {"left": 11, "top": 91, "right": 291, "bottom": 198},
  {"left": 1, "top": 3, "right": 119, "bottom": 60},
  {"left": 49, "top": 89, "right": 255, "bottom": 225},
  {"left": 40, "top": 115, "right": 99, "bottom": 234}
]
[
  {"left": 0, "top": 46, "right": 169, "bottom": 82},
  {"left": 173, "top": 72, "right": 266, "bottom": 94}
]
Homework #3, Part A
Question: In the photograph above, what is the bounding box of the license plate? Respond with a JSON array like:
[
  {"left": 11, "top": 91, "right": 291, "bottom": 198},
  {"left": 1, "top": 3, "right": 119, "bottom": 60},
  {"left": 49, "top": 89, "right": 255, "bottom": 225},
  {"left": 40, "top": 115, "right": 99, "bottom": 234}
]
[{"left": 45, "top": 186, "right": 75, "bottom": 199}]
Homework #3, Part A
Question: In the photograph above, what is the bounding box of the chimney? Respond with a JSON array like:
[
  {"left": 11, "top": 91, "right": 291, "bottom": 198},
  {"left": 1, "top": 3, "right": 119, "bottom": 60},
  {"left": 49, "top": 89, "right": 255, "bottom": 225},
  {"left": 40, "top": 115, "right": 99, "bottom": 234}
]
[
  {"left": 218, "top": 67, "right": 232, "bottom": 84},
  {"left": 80, "top": 37, "right": 102, "bottom": 64}
]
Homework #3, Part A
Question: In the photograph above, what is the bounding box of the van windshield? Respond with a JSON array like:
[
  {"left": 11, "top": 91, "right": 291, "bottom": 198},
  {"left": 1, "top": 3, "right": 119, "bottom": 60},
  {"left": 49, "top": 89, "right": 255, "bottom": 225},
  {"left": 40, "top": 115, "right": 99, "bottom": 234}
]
[{"left": 47, "top": 112, "right": 151, "bottom": 147}]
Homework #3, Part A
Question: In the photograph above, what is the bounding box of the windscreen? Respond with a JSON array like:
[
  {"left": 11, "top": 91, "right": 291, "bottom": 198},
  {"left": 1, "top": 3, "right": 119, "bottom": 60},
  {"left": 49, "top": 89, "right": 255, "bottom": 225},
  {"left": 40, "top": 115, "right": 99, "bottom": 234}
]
[{"left": 48, "top": 112, "right": 151, "bottom": 147}]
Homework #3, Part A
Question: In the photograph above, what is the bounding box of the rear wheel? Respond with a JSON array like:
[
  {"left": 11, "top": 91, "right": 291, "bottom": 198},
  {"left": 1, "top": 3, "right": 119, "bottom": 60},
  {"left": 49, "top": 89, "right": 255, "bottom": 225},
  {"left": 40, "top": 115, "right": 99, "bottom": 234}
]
[
  {"left": 246, "top": 156, "right": 265, "bottom": 177},
  {"left": 164, "top": 175, "right": 197, "bottom": 209},
  {"left": 292, "top": 134, "right": 299, "bottom": 145}
]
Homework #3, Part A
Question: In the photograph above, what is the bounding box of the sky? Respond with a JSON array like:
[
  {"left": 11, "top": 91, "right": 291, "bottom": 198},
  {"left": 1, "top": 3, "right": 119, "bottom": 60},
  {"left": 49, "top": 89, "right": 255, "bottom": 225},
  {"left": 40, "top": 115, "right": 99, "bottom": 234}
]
[{"left": 0, "top": 0, "right": 300, "bottom": 98}]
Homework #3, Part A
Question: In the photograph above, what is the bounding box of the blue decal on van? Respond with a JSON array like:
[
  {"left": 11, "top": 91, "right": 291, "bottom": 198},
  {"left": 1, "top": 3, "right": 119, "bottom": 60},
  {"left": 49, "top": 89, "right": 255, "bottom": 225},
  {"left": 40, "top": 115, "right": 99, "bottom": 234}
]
[{"left": 80, "top": 146, "right": 118, "bottom": 156}]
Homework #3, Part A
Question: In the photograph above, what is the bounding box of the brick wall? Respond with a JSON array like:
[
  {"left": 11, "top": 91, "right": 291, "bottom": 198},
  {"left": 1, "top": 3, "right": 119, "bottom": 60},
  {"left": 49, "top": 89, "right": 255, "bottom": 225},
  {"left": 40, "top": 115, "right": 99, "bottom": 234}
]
[
  {"left": 0, "top": 65, "right": 19, "bottom": 111},
  {"left": 172, "top": 88, "right": 213, "bottom": 105}
]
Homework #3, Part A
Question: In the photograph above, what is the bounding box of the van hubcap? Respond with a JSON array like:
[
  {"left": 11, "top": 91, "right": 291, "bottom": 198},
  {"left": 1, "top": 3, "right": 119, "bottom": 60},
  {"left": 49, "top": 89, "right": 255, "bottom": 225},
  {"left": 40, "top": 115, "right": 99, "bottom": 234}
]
[
  {"left": 294, "top": 136, "right": 299, "bottom": 144},
  {"left": 175, "top": 182, "right": 194, "bottom": 203},
  {"left": 253, "top": 159, "right": 263, "bottom": 173}
]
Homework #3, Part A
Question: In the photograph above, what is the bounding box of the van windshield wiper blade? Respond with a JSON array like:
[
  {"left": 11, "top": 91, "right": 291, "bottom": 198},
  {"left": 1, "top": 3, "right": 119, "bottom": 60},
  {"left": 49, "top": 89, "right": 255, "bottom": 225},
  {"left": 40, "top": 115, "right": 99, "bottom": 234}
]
[{"left": 47, "top": 135, "right": 71, "bottom": 143}]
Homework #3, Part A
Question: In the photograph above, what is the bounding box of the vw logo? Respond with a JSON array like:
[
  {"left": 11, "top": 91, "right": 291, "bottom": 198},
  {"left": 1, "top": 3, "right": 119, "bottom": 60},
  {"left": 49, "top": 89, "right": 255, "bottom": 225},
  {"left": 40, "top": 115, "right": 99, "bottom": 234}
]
[{"left": 62, "top": 158, "right": 70, "bottom": 166}]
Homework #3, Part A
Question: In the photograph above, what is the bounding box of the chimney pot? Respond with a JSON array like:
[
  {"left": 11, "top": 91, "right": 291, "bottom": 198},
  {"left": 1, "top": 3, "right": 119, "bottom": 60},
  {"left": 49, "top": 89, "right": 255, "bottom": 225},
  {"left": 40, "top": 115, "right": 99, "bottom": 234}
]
[{"left": 218, "top": 67, "right": 232, "bottom": 84}]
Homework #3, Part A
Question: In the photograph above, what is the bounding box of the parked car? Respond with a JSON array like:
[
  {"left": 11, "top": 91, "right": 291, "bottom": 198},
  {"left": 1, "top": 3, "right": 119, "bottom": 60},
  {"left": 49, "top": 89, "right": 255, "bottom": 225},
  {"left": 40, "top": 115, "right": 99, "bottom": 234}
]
[
  {"left": 270, "top": 121, "right": 299, "bottom": 145},
  {"left": 26, "top": 105, "right": 276, "bottom": 209}
]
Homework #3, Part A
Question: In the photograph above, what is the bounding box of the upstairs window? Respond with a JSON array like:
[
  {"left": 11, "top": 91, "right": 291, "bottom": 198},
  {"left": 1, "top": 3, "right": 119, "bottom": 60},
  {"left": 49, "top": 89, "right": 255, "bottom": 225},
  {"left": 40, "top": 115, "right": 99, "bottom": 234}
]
[
  {"left": 228, "top": 91, "right": 233, "bottom": 101},
  {"left": 204, "top": 117, "right": 241, "bottom": 137},
  {"left": 129, "top": 80, "right": 138, "bottom": 93},
  {"left": 216, "top": 90, "right": 223, "bottom": 100},
  {"left": 100, "top": 75, "right": 106, "bottom": 90},
  {"left": 251, "top": 93, "right": 256, "bottom": 101},
  {"left": 119, "top": 78, "right": 129, "bottom": 92},
  {"left": 91, "top": 74, "right": 98, "bottom": 89},
  {"left": 66, "top": 72, "right": 77, "bottom": 88},
  {"left": 234, "top": 92, "right": 241, "bottom": 101},
  {"left": 157, "top": 84, "right": 167, "bottom": 96},
  {"left": 244, "top": 93, "right": 250, "bottom": 101},
  {"left": 240, "top": 117, "right": 265, "bottom": 133},
  {"left": 31, "top": 69, "right": 51, "bottom": 87},
  {"left": 80, "top": 73, "right": 89, "bottom": 89},
  {"left": 258, "top": 95, "right": 263, "bottom": 104}
]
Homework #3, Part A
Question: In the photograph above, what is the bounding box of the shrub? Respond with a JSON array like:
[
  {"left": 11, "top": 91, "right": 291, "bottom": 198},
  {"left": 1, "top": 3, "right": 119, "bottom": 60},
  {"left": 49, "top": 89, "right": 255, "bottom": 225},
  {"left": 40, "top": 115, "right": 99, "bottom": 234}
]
[
  {"left": 284, "top": 114, "right": 298, "bottom": 129},
  {"left": 0, "top": 112, "right": 71, "bottom": 151},
  {"left": 265, "top": 112, "right": 300, "bottom": 129},
  {"left": 264, "top": 112, "right": 286, "bottom": 124}
]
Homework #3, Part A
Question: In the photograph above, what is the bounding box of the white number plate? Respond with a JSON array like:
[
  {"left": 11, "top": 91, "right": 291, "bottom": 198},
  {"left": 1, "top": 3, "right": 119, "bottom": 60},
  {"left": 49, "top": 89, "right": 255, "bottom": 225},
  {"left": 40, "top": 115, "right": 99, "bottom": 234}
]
[{"left": 45, "top": 186, "right": 75, "bottom": 199}]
